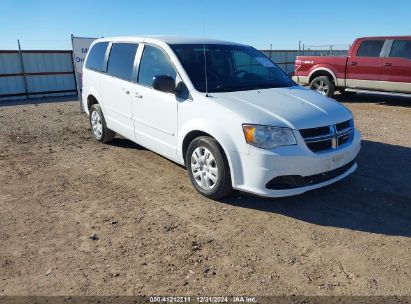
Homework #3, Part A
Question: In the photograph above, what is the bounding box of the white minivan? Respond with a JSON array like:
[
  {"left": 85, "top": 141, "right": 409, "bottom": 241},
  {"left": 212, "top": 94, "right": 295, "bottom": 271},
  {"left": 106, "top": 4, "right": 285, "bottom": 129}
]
[{"left": 82, "top": 36, "right": 361, "bottom": 199}]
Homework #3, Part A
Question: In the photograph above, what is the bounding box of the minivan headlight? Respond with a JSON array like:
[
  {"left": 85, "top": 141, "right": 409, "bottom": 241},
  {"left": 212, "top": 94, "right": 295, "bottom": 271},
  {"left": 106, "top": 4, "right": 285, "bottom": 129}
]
[{"left": 242, "top": 125, "right": 296, "bottom": 149}]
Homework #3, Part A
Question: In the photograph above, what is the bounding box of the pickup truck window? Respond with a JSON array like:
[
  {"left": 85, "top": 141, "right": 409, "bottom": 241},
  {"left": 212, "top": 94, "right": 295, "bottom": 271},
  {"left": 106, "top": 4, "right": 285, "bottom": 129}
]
[
  {"left": 389, "top": 40, "right": 411, "bottom": 60},
  {"left": 356, "top": 40, "right": 385, "bottom": 57}
]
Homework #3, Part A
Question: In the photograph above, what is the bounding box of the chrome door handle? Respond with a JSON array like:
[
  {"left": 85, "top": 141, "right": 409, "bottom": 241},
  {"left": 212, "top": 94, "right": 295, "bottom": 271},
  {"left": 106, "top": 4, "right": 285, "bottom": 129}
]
[
  {"left": 351, "top": 61, "right": 358, "bottom": 66},
  {"left": 384, "top": 62, "right": 392, "bottom": 67},
  {"left": 122, "top": 88, "right": 130, "bottom": 94},
  {"left": 134, "top": 92, "right": 143, "bottom": 98}
]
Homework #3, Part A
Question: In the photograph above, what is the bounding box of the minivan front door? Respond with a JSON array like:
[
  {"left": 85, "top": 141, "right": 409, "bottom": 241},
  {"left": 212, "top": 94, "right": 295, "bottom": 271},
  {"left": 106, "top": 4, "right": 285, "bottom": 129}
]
[{"left": 130, "top": 44, "right": 178, "bottom": 159}]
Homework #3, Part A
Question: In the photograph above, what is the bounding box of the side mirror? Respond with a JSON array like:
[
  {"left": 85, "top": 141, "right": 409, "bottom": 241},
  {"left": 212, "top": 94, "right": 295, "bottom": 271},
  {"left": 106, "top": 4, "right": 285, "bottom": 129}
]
[
  {"left": 175, "top": 81, "right": 187, "bottom": 97},
  {"left": 152, "top": 75, "right": 176, "bottom": 93}
]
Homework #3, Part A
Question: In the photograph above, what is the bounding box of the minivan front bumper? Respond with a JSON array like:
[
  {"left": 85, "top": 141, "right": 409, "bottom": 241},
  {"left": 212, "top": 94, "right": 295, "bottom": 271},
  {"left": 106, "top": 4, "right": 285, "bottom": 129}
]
[{"left": 230, "top": 129, "right": 361, "bottom": 197}]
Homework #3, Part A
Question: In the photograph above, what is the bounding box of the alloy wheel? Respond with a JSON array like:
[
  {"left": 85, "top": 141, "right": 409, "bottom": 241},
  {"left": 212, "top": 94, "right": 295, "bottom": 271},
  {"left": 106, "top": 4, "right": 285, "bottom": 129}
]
[
  {"left": 313, "top": 80, "right": 329, "bottom": 95},
  {"left": 90, "top": 110, "right": 103, "bottom": 140},
  {"left": 190, "top": 146, "right": 219, "bottom": 190}
]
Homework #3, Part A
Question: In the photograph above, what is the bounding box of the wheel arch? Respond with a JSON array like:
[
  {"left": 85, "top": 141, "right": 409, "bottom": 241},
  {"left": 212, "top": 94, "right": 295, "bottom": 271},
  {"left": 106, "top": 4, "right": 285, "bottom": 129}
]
[
  {"left": 83, "top": 86, "right": 102, "bottom": 115},
  {"left": 308, "top": 67, "right": 337, "bottom": 84},
  {"left": 182, "top": 130, "right": 212, "bottom": 164},
  {"left": 179, "top": 124, "right": 243, "bottom": 189},
  {"left": 87, "top": 94, "right": 99, "bottom": 111}
]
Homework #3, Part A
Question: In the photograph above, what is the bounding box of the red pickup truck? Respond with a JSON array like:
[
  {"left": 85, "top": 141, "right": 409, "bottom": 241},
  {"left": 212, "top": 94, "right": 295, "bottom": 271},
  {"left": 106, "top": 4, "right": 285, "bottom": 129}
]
[{"left": 292, "top": 36, "right": 411, "bottom": 97}]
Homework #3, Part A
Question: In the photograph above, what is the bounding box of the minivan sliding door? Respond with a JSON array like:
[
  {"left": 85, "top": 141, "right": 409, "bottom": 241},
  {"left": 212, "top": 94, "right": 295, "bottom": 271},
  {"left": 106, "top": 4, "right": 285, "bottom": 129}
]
[{"left": 100, "top": 42, "right": 139, "bottom": 139}]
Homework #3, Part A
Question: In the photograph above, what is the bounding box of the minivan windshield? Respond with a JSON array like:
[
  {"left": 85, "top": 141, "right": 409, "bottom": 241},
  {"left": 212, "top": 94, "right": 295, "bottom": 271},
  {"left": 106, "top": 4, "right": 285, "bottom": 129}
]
[{"left": 170, "top": 44, "right": 295, "bottom": 93}]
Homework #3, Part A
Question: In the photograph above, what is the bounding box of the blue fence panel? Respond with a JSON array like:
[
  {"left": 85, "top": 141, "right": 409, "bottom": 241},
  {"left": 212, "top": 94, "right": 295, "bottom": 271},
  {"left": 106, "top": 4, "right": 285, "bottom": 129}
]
[{"left": 0, "top": 50, "right": 76, "bottom": 102}]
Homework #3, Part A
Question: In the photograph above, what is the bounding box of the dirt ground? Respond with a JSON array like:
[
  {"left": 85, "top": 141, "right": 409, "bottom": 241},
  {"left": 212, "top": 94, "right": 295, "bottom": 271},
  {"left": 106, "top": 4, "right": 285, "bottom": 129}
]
[{"left": 0, "top": 93, "right": 410, "bottom": 297}]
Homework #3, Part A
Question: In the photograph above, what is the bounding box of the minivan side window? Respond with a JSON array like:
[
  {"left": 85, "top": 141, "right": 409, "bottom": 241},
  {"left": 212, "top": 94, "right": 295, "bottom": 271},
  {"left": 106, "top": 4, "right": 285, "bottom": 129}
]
[
  {"left": 85, "top": 42, "right": 109, "bottom": 72},
  {"left": 107, "top": 43, "right": 138, "bottom": 81},
  {"left": 356, "top": 40, "right": 385, "bottom": 57},
  {"left": 138, "top": 45, "right": 176, "bottom": 88},
  {"left": 389, "top": 40, "right": 411, "bottom": 60}
]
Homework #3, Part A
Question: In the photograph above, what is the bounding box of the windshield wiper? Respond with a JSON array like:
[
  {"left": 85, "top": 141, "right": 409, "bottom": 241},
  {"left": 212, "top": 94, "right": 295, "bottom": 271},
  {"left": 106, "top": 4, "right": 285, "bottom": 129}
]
[
  {"left": 210, "top": 82, "right": 291, "bottom": 93},
  {"left": 214, "top": 84, "right": 260, "bottom": 92}
]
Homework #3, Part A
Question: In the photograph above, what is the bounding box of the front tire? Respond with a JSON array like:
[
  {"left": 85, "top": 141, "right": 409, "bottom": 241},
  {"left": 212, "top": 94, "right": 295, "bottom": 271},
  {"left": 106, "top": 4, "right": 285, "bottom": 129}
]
[
  {"left": 186, "top": 136, "right": 233, "bottom": 199},
  {"left": 309, "top": 76, "right": 335, "bottom": 97},
  {"left": 89, "top": 104, "right": 115, "bottom": 143}
]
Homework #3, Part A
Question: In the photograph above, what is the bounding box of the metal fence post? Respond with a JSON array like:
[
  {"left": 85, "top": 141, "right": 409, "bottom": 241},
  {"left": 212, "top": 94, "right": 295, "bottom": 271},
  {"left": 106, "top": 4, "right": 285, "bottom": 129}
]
[{"left": 17, "top": 40, "right": 29, "bottom": 99}]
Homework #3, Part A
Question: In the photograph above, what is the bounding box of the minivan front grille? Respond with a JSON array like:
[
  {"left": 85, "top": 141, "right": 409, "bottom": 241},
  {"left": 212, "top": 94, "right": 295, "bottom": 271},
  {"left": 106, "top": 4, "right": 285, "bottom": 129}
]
[
  {"left": 306, "top": 139, "right": 333, "bottom": 152},
  {"left": 300, "top": 120, "right": 354, "bottom": 153},
  {"left": 336, "top": 120, "right": 351, "bottom": 132},
  {"left": 299, "top": 126, "right": 330, "bottom": 138}
]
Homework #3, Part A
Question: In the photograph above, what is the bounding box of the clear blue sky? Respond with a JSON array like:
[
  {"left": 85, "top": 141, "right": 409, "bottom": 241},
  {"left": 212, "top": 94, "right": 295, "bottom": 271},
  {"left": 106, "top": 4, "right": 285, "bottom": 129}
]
[{"left": 1, "top": 0, "right": 410, "bottom": 50}]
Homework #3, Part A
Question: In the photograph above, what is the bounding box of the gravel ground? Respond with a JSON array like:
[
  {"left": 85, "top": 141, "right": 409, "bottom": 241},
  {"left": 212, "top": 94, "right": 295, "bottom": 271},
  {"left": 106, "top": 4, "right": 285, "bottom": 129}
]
[{"left": 0, "top": 93, "right": 410, "bottom": 296}]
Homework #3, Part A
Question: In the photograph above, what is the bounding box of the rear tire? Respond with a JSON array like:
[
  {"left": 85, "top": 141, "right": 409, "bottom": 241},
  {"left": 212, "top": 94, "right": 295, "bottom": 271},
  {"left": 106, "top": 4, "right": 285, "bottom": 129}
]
[
  {"left": 309, "top": 76, "right": 335, "bottom": 97},
  {"left": 186, "top": 136, "right": 233, "bottom": 199},
  {"left": 89, "top": 104, "right": 115, "bottom": 143}
]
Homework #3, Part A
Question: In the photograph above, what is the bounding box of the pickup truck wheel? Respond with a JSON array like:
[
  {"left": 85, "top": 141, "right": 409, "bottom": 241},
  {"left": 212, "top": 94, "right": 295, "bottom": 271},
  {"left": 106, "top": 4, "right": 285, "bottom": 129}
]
[
  {"left": 89, "top": 104, "right": 115, "bottom": 143},
  {"left": 310, "top": 76, "right": 335, "bottom": 97},
  {"left": 186, "top": 136, "right": 233, "bottom": 200}
]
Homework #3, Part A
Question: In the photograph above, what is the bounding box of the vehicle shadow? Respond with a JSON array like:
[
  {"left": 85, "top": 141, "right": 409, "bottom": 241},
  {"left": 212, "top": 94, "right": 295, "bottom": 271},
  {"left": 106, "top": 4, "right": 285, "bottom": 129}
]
[
  {"left": 221, "top": 140, "right": 411, "bottom": 237},
  {"left": 107, "top": 137, "right": 147, "bottom": 150},
  {"left": 334, "top": 92, "right": 411, "bottom": 108},
  {"left": 107, "top": 137, "right": 187, "bottom": 169}
]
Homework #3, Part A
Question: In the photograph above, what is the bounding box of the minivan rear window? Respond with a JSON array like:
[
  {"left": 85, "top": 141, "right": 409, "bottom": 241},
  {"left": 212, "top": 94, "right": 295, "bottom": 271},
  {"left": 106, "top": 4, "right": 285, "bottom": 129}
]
[
  {"left": 85, "top": 42, "right": 109, "bottom": 72},
  {"left": 356, "top": 40, "right": 384, "bottom": 57},
  {"left": 107, "top": 43, "right": 138, "bottom": 81}
]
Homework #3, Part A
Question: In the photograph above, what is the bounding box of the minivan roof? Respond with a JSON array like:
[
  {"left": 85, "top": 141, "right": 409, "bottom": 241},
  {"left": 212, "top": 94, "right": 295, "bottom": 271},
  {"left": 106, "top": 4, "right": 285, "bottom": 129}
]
[{"left": 96, "top": 35, "right": 246, "bottom": 46}]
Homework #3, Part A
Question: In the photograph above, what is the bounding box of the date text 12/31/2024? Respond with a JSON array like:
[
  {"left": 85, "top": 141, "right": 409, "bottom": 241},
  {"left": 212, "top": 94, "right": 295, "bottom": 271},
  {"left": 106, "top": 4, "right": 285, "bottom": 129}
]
[{"left": 149, "top": 296, "right": 257, "bottom": 303}]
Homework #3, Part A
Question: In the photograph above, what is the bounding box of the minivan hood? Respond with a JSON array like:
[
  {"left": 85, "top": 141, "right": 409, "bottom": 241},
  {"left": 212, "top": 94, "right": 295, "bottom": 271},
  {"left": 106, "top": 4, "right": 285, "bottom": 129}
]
[{"left": 212, "top": 86, "right": 352, "bottom": 130}]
